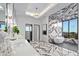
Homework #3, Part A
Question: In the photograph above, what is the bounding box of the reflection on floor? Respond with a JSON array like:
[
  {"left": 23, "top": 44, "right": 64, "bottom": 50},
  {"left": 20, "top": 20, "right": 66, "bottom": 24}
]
[
  {"left": 54, "top": 42, "right": 78, "bottom": 52},
  {"left": 30, "top": 41, "right": 78, "bottom": 56}
]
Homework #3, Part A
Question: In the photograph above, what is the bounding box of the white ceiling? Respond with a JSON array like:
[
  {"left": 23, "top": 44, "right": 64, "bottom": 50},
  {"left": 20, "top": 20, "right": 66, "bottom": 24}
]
[
  {"left": 14, "top": 3, "right": 70, "bottom": 19},
  {"left": 14, "top": 3, "right": 56, "bottom": 18},
  {"left": 25, "top": 3, "right": 50, "bottom": 13}
]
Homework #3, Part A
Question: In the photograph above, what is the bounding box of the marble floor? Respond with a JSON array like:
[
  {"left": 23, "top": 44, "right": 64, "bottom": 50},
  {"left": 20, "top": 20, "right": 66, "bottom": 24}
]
[{"left": 30, "top": 41, "right": 78, "bottom": 56}]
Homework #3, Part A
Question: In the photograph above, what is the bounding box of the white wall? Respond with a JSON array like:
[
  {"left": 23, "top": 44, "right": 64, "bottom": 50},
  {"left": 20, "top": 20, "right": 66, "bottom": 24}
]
[
  {"left": 15, "top": 15, "right": 41, "bottom": 41},
  {"left": 39, "top": 16, "right": 48, "bottom": 42}
]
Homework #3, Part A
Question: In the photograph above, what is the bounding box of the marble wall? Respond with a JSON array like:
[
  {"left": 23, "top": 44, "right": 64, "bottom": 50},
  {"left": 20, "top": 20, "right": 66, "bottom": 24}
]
[
  {"left": 48, "top": 3, "right": 78, "bottom": 41},
  {"left": 48, "top": 20, "right": 62, "bottom": 41},
  {"left": 48, "top": 3, "right": 78, "bottom": 54}
]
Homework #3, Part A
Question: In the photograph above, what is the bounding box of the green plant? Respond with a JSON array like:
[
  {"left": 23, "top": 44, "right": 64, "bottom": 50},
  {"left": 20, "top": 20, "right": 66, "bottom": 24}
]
[
  {"left": 13, "top": 26, "right": 20, "bottom": 34},
  {"left": 4, "top": 26, "right": 8, "bottom": 32}
]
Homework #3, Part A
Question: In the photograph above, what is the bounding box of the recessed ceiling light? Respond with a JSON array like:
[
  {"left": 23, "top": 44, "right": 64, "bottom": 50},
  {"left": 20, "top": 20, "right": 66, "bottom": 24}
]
[
  {"left": 25, "top": 12, "right": 39, "bottom": 17},
  {"left": 25, "top": 12, "right": 34, "bottom": 16},
  {"left": 25, "top": 4, "right": 57, "bottom": 18}
]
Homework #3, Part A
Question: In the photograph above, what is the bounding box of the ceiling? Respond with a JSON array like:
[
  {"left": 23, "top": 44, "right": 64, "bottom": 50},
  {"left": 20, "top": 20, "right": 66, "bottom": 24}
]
[
  {"left": 0, "top": 3, "right": 70, "bottom": 20},
  {"left": 14, "top": 3, "right": 71, "bottom": 19},
  {"left": 14, "top": 3, "right": 56, "bottom": 18}
]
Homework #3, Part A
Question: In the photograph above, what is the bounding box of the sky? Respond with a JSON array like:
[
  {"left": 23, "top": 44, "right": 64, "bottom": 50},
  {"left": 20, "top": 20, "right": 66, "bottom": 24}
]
[{"left": 63, "top": 18, "right": 77, "bottom": 33}]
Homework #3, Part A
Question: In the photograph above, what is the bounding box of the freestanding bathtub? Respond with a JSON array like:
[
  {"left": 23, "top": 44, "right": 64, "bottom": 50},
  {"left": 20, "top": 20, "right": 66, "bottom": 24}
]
[{"left": 53, "top": 36, "right": 65, "bottom": 44}]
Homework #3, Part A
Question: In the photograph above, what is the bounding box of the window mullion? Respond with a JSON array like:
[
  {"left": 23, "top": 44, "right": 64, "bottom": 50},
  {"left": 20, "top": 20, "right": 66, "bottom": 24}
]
[{"left": 68, "top": 20, "right": 70, "bottom": 38}]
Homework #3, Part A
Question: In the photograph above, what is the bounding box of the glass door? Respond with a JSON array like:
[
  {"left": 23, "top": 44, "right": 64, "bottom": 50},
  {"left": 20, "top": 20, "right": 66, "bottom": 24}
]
[{"left": 25, "top": 24, "right": 32, "bottom": 42}]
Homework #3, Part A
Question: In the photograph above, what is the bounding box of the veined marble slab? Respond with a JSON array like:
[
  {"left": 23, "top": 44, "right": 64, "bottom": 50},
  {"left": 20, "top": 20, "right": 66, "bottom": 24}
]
[
  {"left": 30, "top": 41, "right": 78, "bottom": 56},
  {"left": 9, "top": 40, "right": 40, "bottom": 56}
]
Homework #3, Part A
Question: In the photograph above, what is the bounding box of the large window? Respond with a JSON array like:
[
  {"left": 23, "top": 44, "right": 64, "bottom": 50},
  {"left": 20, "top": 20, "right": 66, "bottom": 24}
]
[
  {"left": 25, "top": 25, "right": 32, "bottom": 31},
  {"left": 0, "top": 21, "right": 5, "bottom": 30},
  {"left": 0, "top": 24, "right": 5, "bottom": 30},
  {"left": 63, "top": 21, "right": 69, "bottom": 38},
  {"left": 62, "top": 18, "right": 78, "bottom": 39}
]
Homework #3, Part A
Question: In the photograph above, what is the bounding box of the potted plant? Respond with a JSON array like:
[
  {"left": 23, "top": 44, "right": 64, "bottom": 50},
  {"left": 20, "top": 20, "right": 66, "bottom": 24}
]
[
  {"left": 4, "top": 26, "right": 8, "bottom": 32},
  {"left": 13, "top": 26, "right": 19, "bottom": 34},
  {"left": 4, "top": 23, "right": 8, "bottom": 32},
  {"left": 11, "top": 25, "right": 20, "bottom": 40}
]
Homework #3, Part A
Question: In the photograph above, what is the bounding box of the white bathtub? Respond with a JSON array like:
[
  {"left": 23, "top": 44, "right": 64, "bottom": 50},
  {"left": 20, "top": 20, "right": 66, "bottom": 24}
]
[{"left": 54, "top": 36, "right": 65, "bottom": 44}]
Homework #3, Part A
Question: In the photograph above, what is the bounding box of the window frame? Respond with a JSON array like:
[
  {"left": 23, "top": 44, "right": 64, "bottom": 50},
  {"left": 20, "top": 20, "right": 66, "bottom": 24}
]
[{"left": 62, "top": 17, "right": 78, "bottom": 39}]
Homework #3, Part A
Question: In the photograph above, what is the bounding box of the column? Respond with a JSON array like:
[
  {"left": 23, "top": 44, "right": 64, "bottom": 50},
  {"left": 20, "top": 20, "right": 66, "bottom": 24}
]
[{"left": 7, "top": 3, "right": 13, "bottom": 34}]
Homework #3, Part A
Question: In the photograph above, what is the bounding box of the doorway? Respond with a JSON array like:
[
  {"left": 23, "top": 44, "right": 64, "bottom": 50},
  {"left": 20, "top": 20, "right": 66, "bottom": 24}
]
[
  {"left": 34, "top": 24, "right": 40, "bottom": 42},
  {"left": 25, "top": 24, "right": 32, "bottom": 42}
]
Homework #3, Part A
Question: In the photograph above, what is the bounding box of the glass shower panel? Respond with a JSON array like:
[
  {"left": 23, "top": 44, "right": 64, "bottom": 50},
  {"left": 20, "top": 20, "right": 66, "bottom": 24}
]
[{"left": 25, "top": 24, "right": 32, "bottom": 42}]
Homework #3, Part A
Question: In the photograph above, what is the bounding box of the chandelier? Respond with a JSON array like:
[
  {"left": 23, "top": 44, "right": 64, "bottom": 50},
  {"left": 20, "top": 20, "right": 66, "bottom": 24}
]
[
  {"left": 32, "top": 8, "right": 39, "bottom": 16},
  {"left": 25, "top": 7, "right": 39, "bottom": 17}
]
